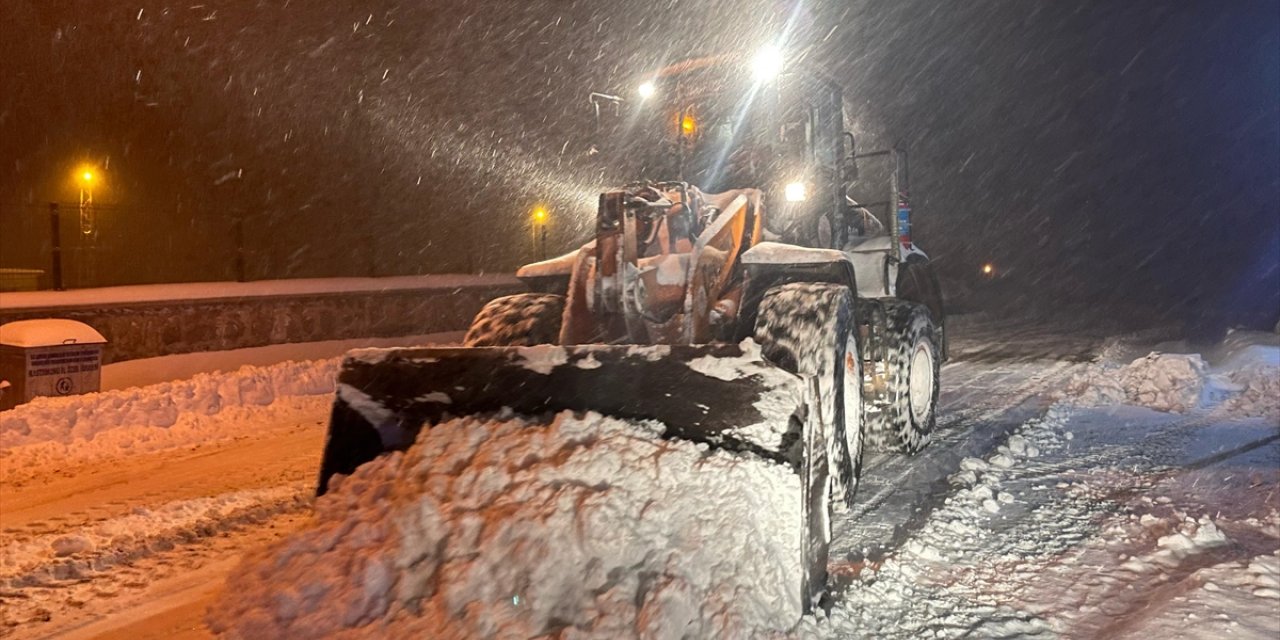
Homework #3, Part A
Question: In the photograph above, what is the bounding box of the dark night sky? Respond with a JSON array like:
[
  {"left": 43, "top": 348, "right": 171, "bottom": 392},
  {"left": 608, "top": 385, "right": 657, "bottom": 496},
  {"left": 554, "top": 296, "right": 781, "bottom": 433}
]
[{"left": 1, "top": 1, "right": 1277, "bottom": 326}]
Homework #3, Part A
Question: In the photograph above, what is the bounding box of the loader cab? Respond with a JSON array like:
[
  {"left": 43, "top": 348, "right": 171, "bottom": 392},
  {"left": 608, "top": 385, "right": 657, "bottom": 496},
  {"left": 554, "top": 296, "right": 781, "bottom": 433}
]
[{"left": 590, "top": 55, "right": 854, "bottom": 249}]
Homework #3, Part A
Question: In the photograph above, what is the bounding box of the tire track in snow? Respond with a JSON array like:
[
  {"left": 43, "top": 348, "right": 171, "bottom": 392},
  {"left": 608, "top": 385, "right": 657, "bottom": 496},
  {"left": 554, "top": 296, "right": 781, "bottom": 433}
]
[
  {"left": 0, "top": 484, "right": 310, "bottom": 635},
  {"left": 834, "top": 360, "right": 1082, "bottom": 564}
]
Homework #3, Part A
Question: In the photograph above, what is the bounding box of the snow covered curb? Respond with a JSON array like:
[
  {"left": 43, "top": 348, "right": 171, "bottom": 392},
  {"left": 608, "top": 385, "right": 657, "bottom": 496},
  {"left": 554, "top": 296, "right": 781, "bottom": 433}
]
[{"left": 209, "top": 411, "right": 805, "bottom": 639}]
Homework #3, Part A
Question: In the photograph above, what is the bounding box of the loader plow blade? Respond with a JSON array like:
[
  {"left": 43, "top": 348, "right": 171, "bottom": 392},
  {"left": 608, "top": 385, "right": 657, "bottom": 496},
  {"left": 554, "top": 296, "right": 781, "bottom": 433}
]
[{"left": 318, "top": 343, "right": 808, "bottom": 494}]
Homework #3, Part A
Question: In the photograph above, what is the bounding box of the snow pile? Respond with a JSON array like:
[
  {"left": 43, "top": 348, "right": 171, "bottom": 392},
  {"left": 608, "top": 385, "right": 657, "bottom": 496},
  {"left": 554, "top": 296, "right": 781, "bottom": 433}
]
[
  {"left": 1, "top": 358, "right": 338, "bottom": 449},
  {"left": 1, "top": 357, "right": 341, "bottom": 485},
  {"left": 209, "top": 411, "right": 803, "bottom": 639},
  {"left": 1214, "top": 329, "right": 1280, "bottom": 370},
  {"left": 1064, "top": 352, "right": 1207, "bottom": 413},
  {"left": 1063, "top": 341, "right": 1280, "bottom": 418},
  {"left": 1210, "top": 365, "right": 1280, "bottom": 418},
  {"left": 1139, "top": 516, "right": 1229, "bottom": 568},
  {"left": 1206, "top": 329, "right": 1280, "bottom": 418}
]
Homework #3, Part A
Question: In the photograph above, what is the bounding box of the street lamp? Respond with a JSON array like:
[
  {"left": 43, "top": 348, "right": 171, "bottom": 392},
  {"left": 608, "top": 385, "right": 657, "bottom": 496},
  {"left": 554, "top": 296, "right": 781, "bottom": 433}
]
[
  {"left": 76, "top": 166, "right": 96, "bottom": 236},
  {"left": 532, "top": 205, "right": 549, "bottom": 260}
]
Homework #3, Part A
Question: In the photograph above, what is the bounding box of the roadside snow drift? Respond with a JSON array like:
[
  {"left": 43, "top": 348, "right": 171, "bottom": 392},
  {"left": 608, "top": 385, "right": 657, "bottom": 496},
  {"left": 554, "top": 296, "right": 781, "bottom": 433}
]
[
  {"left": 1064, "top": 352, "right": 1208, "bottom": 413},
  {"left": 2, "top": 358, "right": 338, "bottom": 450},
  {"left": 1, "top": 358, "right": 340, "bottom": 487},
  {"left": 209, "top": 411, "right": 804, "bottom": 639},
  {"left": 1063, "top": 333, "right": 1279, "bottom": 418}
]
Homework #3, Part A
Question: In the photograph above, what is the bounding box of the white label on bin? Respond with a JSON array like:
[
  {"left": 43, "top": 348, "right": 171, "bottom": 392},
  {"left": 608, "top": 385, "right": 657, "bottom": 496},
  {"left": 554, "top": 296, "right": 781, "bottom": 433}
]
[{"left": 25, "top": 346, "right": 102, "bottom": 400}]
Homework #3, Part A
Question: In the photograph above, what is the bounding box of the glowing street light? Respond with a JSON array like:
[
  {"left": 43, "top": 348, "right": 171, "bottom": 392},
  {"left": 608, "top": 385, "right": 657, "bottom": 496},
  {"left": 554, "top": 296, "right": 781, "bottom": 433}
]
[
  {"left": 982, "top": 263, "right": 995, "bottom": 277},
  {"left": 637, "top": 81, "right": 656, "bottom": 99},
  {"left": 532, "top": 205, "right": 549, "bottom": 259},
  {"left": 75, "top": 165, "right": 98, "bottom": 236},
  {"left": 680, "top": 114, "right": 697, "bottom": 136}
]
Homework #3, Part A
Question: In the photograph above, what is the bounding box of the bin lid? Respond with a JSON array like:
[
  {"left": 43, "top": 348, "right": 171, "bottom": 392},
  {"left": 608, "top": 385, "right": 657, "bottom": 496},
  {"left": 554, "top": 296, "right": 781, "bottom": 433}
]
[{"left": 0, "top": 319, "right": 107, "bottom": 347}]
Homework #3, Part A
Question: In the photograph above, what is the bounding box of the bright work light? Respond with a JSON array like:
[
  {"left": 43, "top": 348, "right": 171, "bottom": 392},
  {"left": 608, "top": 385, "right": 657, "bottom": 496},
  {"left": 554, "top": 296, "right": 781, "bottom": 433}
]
[
  {"left": 637, "top": 81, "right": 656, "bottom": 99},
  {"left": 753, "top": 45, "right": 784, "bottom": 81},
  {"left": 784, "top": 181, "right": 807, "bottom": 202}
]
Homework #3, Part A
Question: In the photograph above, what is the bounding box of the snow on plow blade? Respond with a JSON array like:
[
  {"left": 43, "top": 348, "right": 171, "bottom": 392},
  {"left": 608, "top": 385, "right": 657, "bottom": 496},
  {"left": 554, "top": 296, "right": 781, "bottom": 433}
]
[{"left": 317, "top": 343, "right": 809, "bottom": 495}]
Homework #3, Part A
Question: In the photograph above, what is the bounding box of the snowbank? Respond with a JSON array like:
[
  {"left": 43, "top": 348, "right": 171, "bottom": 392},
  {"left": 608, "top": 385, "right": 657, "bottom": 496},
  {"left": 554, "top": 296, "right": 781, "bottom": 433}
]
[
  {"left": 0, "top": 356, "right": 343, "bottom": 485},
  {"left": 1063, "top": 353, "right": 1208, "bottom": 413},
  {"left": 209, "top": 411, "right": 804, "bottom": 639},
  {"left": 1, "top": 358, "right": 338, "bottom": 450},
  {"left": 1062, "top": 331, "right": 1279, "bottom": 418},
  {"left": 1212, "top": 329, "right": 1280, "bottom": 369}
]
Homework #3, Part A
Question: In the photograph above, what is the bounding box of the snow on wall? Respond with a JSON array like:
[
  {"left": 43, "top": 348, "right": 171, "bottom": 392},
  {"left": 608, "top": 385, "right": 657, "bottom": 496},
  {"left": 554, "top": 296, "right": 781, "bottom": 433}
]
[
  {"left": 0, "top": 276, "right": 522, "bottom": 365},
  {"left": 0, "top": 274, "right": 521, "bottom": 311},
  {"left": 208, "top": 411, "right": 804, "bottom": 639}
]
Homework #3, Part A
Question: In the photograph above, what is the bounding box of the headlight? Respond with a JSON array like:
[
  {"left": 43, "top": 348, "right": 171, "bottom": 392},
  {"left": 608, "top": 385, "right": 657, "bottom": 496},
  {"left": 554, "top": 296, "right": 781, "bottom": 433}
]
[
  {"left": 753, "top": 45, "right": 784, "bottom": 81},
  {"left": 784, "top": 181, "right": 807, "bottom": 202},
  {"left": 637, "top": 81, "right": 656, "bottom": 99}
]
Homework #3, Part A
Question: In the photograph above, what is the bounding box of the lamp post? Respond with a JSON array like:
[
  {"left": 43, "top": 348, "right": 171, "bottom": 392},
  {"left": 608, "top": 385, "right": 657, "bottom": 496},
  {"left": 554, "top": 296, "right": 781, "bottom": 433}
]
[
  {"left": 532, "top": 205, "right": 548, "bottom": 260},
  {"left": 48, "top": 203, "right": 64, "bottom": 290},
  {"left": 77, "top": 168, "right": 95, "bottom": 236},
  {"left": 74, "top": 166, "right": 101, "bottom": 287}
]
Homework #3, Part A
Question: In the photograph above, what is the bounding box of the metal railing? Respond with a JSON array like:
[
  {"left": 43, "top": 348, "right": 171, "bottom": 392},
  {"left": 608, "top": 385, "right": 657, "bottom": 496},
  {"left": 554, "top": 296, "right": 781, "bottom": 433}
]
[{"left": 0, "top": 202, "right": 244, "bottom": 291}]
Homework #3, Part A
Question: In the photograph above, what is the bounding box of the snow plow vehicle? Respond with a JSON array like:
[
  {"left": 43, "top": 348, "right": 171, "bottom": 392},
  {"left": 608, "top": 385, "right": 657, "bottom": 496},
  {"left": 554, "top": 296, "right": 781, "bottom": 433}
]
[{"left": 317, "top": 48, "right": 946, "bottom": 613}]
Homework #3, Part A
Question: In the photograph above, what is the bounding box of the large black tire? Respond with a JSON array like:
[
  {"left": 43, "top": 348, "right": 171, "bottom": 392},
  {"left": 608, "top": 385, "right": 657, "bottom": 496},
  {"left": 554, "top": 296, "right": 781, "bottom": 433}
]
[
  {"left": 463, "top": 293, "right": 565, "bottom": 347},
  {"left": 866, "top": 301, "right": 940, "bottom": 453},
  {"left": 753, "top": 282, "right": 863, "bottom": 611}
]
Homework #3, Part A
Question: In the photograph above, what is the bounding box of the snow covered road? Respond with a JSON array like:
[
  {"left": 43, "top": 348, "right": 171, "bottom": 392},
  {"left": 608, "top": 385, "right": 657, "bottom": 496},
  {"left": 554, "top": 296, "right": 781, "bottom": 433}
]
[
  {"left": 0, "top": 401, "right": 322, "bottom": 639},
  {"left": 1, "top": 320, "right": 1276, "bottom": 638},
  {"left": 814, "top": 334, "right": 1280, "bottom": 639}
]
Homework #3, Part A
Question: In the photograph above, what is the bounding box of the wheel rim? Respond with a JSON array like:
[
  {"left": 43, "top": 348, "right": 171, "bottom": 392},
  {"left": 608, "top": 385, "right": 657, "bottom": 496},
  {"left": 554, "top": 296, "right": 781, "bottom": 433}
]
[
  {"left": 842, "top": 334, "right": 862, "bottom": 467},
  {"left": 908, "top": 341, "right": 935, "bottom": 424}
]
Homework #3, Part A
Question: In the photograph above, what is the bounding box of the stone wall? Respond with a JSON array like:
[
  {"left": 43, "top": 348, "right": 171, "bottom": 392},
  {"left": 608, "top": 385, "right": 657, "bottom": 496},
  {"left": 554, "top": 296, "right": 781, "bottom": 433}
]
[{"left": 0, "top": 282, "right": 523, "bottom": 364}]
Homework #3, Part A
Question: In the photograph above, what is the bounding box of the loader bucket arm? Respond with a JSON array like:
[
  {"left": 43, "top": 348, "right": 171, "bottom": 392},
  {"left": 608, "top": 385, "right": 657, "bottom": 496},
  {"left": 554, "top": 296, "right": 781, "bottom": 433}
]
[{"left": 317, "top": 343, "right": 810, "bottom": 495}]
